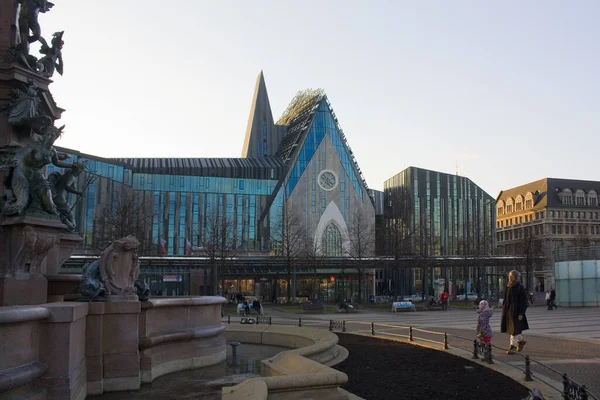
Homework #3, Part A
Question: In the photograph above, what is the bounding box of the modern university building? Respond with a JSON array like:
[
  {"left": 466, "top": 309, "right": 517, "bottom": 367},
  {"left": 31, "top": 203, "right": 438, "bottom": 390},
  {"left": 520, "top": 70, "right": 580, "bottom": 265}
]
[{"left": 56, "top": 72, "right": 376, "bottom": 302}]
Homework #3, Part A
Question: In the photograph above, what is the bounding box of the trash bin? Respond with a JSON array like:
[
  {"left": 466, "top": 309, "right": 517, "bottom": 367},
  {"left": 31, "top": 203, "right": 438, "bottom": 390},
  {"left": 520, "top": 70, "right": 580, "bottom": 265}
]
[{"left": 369, "top": 295, "right": 375, "bottom": 303}]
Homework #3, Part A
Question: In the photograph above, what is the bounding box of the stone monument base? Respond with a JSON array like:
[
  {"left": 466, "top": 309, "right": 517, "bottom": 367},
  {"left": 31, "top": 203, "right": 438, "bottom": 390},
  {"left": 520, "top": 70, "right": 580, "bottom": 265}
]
[
  {"left": 0, "top": 215, "right": 82, "bottom": 306},
  {"left": 0, "top": 273, "right": 48, "bottom": 306}
]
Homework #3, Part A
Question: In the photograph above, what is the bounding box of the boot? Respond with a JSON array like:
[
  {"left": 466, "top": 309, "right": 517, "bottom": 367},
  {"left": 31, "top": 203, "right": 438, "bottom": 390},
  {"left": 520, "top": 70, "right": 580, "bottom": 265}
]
[
  {"left": 517, "top": 340, "right": 527, "bottom": 352},
  {"left": 506, "top": 345, "right": 517, "bottom": 355}
]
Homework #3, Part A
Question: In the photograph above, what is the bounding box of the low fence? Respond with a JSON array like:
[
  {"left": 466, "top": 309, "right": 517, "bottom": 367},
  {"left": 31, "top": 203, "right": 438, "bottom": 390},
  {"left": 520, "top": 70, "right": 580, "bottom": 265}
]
[{"left": 223, "top": 315, "right": 597, "bottom": 400}]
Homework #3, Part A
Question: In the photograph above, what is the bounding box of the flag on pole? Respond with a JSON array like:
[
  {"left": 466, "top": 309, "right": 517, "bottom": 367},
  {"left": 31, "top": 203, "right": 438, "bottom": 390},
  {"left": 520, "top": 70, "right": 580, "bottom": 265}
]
[
  {"left": 159, "top": 237, "right": 167, "bottom": 256},
  {"left": 185, "top": 238, "right": 192, "bottom": 256}
]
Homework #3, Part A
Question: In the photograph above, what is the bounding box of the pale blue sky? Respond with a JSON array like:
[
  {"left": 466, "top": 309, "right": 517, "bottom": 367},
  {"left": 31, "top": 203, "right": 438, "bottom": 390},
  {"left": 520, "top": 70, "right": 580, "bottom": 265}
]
[{"left": 42, "top": 1, "right": 599, "bottom": 196}]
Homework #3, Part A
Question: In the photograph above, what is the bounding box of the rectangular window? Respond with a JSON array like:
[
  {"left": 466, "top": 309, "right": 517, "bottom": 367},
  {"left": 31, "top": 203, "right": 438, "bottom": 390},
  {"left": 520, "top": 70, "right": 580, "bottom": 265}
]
[{"left": 552, "top": 225, "right": 556, "bottom": 234}]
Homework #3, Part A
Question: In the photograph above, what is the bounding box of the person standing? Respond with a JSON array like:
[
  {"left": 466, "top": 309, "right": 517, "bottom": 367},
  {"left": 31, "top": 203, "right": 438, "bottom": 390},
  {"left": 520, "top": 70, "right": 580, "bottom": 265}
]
[
  {"left": 501, "top": 270, "right": 529, "bottom": 354},
  {"left": 550, "top": 288, "right": 557, "bottom": 309},
  {"left": 440, "top": 291, "right": 449, "bottom": 310},
  {"left": 476, "top": 300, "right": 493, "bottom": 344},
  {"left": 545, "top": 290, "right": 552, "bottom": 310}
]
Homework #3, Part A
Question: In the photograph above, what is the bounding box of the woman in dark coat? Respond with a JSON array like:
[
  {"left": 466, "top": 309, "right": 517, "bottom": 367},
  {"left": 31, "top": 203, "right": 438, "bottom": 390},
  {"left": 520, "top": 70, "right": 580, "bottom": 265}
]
[{"left": 501, "top": 270, "right": 529, "bottom": 354}]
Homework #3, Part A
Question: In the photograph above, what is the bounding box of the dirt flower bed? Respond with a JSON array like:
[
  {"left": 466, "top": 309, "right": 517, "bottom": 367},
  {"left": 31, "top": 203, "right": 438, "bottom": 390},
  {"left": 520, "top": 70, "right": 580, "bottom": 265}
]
[{"left": 334, "top": 334, "right": 530, "bottom": 400}]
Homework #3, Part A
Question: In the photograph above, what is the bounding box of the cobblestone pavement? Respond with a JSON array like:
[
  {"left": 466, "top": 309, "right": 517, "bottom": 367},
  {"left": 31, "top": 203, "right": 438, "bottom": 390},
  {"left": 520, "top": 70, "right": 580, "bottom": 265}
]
[{"left": 241, "top": 305, "right": 600, "bottom": 397}]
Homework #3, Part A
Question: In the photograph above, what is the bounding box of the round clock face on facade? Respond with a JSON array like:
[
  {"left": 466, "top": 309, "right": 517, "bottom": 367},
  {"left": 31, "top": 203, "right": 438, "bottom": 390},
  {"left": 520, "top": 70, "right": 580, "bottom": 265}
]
[{"left": 318, "top": 170, "right": 338, "bottom": 191}]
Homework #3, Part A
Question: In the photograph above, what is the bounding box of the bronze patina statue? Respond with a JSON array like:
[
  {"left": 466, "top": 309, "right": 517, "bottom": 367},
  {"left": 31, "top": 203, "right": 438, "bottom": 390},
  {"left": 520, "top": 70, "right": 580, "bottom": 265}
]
[
  {"left": 13, "top": 0, "right": 55, "bottom": 71},
  {"left": 2, "top": 123, "right": 74, "bottom": 216},
  {"left": 38, "top": 31, "right": 64, "bottom": 78},
  {"left": 48, "top": 160, "right": 87, "bottom": 231}
]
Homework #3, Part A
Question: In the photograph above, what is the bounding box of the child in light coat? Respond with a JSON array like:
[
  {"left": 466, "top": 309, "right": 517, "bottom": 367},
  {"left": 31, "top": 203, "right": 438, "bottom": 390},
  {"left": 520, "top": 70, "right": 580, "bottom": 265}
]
[{"left": 476, "top": 300, "right": 493, "bottom": 344}]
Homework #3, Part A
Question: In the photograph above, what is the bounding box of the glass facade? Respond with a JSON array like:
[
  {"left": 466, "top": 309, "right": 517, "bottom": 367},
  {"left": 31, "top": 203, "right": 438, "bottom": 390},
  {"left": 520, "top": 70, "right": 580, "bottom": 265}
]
[
  {"left": 382, "top": 167, "right": 496, "bottom": 297},
  {"left": 48, "top": 152, "right": 281, "bottom": 255},
  {"left": 286, "top": 100, "right": 364, "bottom": 200},
  {"left": 384, "top": 167, "right": 495, "bottom": 257}
]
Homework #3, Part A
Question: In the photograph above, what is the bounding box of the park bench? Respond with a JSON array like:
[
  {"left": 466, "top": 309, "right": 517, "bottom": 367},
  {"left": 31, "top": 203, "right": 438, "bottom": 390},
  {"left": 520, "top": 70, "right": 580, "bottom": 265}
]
[
  {"left": 300, "top": 303, "right": 324, "bottom": 314},
  {"left": 392, "top": 302, "right": 416, "bottom": 312},
  {"left": 236, "top": 303, "right": 264, "bottom": 316}
]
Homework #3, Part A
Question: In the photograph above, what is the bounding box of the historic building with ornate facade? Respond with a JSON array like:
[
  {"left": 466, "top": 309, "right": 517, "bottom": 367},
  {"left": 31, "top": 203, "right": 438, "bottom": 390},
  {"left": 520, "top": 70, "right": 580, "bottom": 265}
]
[{"left": 496, "top": 178, "right": 600, "bottom": 291}]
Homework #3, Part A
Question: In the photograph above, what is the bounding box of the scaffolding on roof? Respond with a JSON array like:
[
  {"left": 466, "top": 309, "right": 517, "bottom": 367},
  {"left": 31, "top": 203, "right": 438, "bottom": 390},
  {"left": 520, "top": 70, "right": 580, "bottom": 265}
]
[{"left": 276, "top": 89, "right": 324, "bottom": 126}]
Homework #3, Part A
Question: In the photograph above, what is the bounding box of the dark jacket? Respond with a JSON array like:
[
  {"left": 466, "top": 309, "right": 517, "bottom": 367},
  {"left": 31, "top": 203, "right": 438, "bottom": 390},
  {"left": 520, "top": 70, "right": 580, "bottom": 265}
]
[{"left": 501, "top": 282, "right": 529, "bottom": 335}]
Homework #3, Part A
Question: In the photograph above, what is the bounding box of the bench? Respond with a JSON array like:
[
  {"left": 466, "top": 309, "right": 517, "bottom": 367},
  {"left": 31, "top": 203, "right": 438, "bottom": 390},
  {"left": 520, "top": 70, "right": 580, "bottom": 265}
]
[
  {"left": 392, "top": 302, "right": 416, "bottom": 312},
  {"left": 300, "top": 303, "right": 324, "bottom": 314},
  {"left": 237, "top": 303, "right": 264, "bottom": 316}
]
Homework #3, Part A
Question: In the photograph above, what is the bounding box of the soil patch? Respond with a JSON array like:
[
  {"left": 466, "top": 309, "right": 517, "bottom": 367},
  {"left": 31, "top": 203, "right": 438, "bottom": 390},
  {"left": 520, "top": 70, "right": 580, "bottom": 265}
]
[{"left": 334, "top": 334, "right": 530, "bottom": 400}]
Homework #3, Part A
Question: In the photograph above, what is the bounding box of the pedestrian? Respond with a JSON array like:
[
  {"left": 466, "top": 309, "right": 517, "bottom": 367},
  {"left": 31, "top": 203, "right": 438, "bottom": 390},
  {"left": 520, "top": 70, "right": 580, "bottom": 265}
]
[
  {"left": 476, "top": 300, "right": 493, "bottom": 344},
  {"left": 545, "top": 290, "right": 552, "bottom": 310},
  {"left": 440, "top": 290, "right": 449, "bottom": 310},
  {"left": 500, "top": 270, "right": 529, "bottom": 354},
  {"left": 550, "top": 288, "right": 557, "bottom": 309}
]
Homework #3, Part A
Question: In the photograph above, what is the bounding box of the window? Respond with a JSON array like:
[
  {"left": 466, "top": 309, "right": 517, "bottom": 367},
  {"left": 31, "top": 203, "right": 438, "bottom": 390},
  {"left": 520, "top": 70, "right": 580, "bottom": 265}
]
[
  {"left": 322, "top": 223, "right": 343, "bottom": 257},
  {"left": 552, "top": 225, "right": 556, "bottom": 234},
  {"left": 525, "top": 192, "right": 534, "bottom": 209},
  {"left": 571, "top": 226, "right": 575, "bottom": 234},
  {"left": 515, "top": 195, "right": 523, "bottom": 211},
  {"left": 557, "top": 225, "right": 562, "bottom": 234}
]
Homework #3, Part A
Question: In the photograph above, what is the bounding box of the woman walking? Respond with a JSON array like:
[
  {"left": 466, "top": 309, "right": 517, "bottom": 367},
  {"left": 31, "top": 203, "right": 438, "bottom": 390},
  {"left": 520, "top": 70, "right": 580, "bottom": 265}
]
[{"left": 501, "top": 270, "right": 529, "bottom": 354}]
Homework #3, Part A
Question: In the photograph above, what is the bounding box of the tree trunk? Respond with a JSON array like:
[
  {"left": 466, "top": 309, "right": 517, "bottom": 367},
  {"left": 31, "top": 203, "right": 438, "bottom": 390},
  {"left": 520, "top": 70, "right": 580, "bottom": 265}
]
[
  {"left": 357, "top": 269, "right": 362, "bottom": 303},
  {"left": 292, "top": 266, "right": 297, "bottom": 303},
  {"left": 212, "top": 264, "right": 218, "bottom": 296}
]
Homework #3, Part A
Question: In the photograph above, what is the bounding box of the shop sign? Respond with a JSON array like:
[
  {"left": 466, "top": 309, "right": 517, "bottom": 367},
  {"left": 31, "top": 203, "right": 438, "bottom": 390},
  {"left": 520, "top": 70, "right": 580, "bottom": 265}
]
[{"left": 163, "top": 274, "right": 182, "bottom": 282}]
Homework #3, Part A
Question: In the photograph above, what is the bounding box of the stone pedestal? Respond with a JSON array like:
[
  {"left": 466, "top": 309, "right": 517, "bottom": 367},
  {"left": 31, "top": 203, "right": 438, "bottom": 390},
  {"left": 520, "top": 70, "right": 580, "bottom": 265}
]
[
  {"left": 0, "top": 216, "right": 82, "bottom": 306},
  {"left": 37, "top": 302, "right": 89, "bottom": 400},
  {"left": 86, "top": 301, "right": 141, "bottom": 395}
]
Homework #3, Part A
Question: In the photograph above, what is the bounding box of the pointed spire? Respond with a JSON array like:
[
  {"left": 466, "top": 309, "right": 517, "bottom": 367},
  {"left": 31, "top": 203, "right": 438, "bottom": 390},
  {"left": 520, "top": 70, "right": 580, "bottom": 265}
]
[{"left": 241, "top": 71, "right": 275, "bottom": 157}]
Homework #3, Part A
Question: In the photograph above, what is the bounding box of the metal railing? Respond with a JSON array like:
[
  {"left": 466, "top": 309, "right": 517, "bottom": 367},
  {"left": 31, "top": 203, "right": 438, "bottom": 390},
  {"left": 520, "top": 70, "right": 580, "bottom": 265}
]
[{"left": 447, "top": 333, "right": 597, "bottom": 400}]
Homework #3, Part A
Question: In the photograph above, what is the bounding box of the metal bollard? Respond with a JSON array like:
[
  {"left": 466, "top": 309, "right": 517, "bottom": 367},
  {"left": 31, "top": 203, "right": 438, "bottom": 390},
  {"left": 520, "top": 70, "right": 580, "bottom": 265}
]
[
  {"left": 229, "top": 342, "right": 240, "bottom": 365},
  {"left": 371, "top": 322, "right": 375, "bottom": 336},
  {"left": 409, "top": 327, "right": 413, "bottom": 342},
  {"left": 563, "top": 373, "right": 570, "bottom": 399},
  {"left": 299, "top": 318, "right": 302, "bottom": 327},
  {"left": 472, "top": 339, "right": 479, "bottom": 359},
  {"left": 329, "top": 320, "right": 333, "bottom": 331},
  {"left": 485, "top": 343, "right": 494, "bottom": 364},
  {"left": 524, "top": 356, "right": 533, "bottom": 381},
  {"left": 443, "top": 333, "right": 448, "bottom": 350},
  {"left": 342, "top": 320, "right": 346, "bottom": 332},
  {"left": 580, "top": 385, "right": 589, "bottom": 400}
]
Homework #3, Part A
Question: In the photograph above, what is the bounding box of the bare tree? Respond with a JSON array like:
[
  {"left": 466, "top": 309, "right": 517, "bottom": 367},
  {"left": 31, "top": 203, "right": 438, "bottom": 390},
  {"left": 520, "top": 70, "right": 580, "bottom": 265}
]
[
  {"left": 195, "top": 214, "right": 237, "bottom": 296},
  {"left": 271, "top": 203, "right": 305, "bottom": 303},
  {"left": 346, "top": 210, "right": 375, "bottom": 303},
  {"left": 302, "top": 230, "right": 326, "bottom": 302},
  {"left": 93, "top": 186, "right": 154, "bottom": 254},
  {"left": 514, "top": 227, "right": 543, "bottom": 291}
]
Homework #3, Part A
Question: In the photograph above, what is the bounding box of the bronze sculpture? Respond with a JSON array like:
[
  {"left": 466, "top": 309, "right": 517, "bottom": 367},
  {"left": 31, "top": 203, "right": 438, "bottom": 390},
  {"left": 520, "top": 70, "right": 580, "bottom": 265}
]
[
  {"left": 48, "top": 160, "right": 87, "bottom": 231},
  {"left": 13, "top": 0, "right": 55, "bottom": 71},
  {"left": 38, "top": 31, "right": 64, "bottom": 78},
  {"left": 2, "top": 123, "right": 75, "bottom": 216}
]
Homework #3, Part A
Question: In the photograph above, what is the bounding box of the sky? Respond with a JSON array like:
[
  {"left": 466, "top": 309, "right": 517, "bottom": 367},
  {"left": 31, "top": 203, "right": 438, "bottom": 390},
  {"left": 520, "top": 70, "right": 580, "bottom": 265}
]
[{"left": 40, "top": 1, "right": 600, "bottom": 197}]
